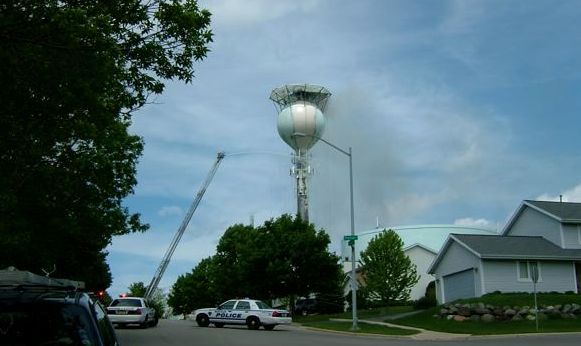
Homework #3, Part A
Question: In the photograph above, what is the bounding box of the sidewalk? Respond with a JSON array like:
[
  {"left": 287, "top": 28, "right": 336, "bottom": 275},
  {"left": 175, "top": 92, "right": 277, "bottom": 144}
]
[{"left": 330, "top": 318, "right": 471, "bottom": 341}]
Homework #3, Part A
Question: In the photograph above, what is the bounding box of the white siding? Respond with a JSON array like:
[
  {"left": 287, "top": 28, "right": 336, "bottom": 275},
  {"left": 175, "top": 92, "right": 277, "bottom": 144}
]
[
  {"left": 506, "top": 207, "right": 562, "bottom": 246},
  {"left": 434, "top": 242, "right": 480, "bottom": 277},
  {"left": 405, "top": 246, "right": 436, "bottom": 301},
  {"left": 432, "top": 242, "right": 482, "bottom": 303},
  {"left": 562, "top": 225, "right": 581, "bottom": 249},
  {"left": 482, "top": 260, "right": 576, "bottom": 293}
]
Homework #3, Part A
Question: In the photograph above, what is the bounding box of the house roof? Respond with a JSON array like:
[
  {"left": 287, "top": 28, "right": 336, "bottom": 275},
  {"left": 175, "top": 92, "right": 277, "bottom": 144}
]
[
  {"left": 452, "top": 234, "right": 581, "bottom": 259},
  {"left": 502, "top": 200, "right": 581, "bottom": 235},
  {"left": 403, "top": 243, "right": 438, "bottom": 254},
  {"left": 428, "top": 234, "right": 581, "bottom": 274},
  {"left": 525, "top": 200, "right": 581, "bottom": 222}
]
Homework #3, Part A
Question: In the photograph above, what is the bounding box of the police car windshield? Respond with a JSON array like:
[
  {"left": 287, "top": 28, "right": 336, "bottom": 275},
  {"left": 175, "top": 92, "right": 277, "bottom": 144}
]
[{"left": 255, "top": 301, "right": 272, "bottom": 309}]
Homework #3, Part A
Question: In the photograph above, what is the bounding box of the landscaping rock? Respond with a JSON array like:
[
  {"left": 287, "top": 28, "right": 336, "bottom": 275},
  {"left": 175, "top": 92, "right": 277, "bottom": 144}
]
[
  {"left": 458, "top": 307, "right": 471, "bottom": 317},
  {"left": 454, "top": 315, "right": 467, "bottom": 322},
  {"left": 439, "top": 308, "right": 449, "bottom": 315},
  {"left": 526, "top": 315, "right": 536, "bottom": 321},
  {"left": 475, "top": 308, "right": 491, "bottom": 315},
  {"left": 518, "top": 308, "right": 529, "bottom": 316},
  {"left": 512, "top": 314, "right": 523, "bottom": 321},
  {"left": 481, "top": 314, "right": 495, "bottom": 323},
  {"left": 505, "top": 309, "right": 516, "bottom": 316},
  {"left": 470, "top": 315, "right": 481, "bottom": 322},
  {"left": 446, "top": 315, "right": 455, "bottom": 320},
  {"left": 563, "top": 304, "right": 572, "bottom": 313}
]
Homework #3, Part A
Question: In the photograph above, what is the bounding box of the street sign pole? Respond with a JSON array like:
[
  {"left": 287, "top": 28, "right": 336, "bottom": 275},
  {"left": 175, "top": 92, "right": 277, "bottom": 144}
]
[{"left": 531, "top": 262, "right": 539, "bottom": 332}]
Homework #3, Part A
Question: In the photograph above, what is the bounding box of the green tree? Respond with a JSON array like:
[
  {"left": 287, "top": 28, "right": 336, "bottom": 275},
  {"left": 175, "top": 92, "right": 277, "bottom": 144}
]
[
  {"left": 212, "top": 224, "right": 263, "bottom": 300},
  {"left": 0, "top": 0, "right": 212, "bottom": 290},
  {"left": 167, "top": 215, "right": 344, "bottom": 313},
  {"left": 167, "top": 257, "right": 219, "bottom": 316},
  {"left": 259, "top": 215, "right": 343, "bottom": 305},
  {"left": 127, "top": 281, "right": 147, "bottom": 297},
  {"left": 359, "top": 229, "right": 419, "bottom": 305}
]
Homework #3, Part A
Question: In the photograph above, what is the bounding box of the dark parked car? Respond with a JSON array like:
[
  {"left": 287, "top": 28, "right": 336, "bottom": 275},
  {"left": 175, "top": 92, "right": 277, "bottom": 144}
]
[
  {"left": 0, "top": 267, "right": 120, "bottom": 346},
  {"left": 294, "top": 298, "right": 317, "bottom": 315}
]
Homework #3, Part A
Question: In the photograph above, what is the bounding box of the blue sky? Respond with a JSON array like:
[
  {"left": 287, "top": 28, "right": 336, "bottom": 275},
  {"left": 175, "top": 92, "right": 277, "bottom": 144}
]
[{"left": 106, "top": 0, "right": 581, "bottom": 298}]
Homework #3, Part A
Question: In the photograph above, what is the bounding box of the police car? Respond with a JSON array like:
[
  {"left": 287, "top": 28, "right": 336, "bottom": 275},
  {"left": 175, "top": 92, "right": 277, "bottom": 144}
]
[{"left": 193, "top": 299, "right": 292, "bottom": 330}]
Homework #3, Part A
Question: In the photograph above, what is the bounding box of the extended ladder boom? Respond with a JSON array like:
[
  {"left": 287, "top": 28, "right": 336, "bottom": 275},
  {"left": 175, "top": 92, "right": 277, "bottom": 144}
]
[{"left": 144, "top": 152, "right": 225, "bottom": 300}]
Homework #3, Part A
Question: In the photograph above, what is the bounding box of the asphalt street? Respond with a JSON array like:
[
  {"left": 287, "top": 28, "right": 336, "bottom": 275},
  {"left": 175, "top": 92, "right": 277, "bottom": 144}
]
[{"left": 115, "top": 319, "right": 581, "bottom": 346}]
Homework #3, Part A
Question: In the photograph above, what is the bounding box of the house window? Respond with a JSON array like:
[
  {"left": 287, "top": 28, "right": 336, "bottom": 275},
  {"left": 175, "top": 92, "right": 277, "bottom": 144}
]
[{"left": 517, "top": 261, "right": 541, "bottom": 282}]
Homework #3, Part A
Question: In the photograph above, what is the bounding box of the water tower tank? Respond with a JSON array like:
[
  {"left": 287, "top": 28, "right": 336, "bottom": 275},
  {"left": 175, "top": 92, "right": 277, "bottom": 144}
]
[{"left": 270, "top": 84, "right": 331, "bottom": 152}]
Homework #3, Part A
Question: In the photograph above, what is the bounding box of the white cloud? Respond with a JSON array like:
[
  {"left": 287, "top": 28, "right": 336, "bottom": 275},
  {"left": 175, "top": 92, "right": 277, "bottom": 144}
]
[
  {"left": 536, "top": 184, "right": 581, "bottom": 202},
  {"left": 158, "top": 206, "right": 184, "bottom": 217}
]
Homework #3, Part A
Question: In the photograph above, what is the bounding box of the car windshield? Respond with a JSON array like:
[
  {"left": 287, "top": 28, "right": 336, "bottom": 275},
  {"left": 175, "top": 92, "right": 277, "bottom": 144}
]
[
  {"left": 0, "top": 302, "right": 98, "bottom": 345},
  {"left": 255, "top": 301, "right": 272, "bottom": 309},
  {"left": 111, "top": 298, "right": 141, "bottom": 307}
]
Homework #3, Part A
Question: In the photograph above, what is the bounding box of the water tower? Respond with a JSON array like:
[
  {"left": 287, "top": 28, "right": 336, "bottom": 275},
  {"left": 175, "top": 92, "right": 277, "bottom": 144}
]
[{"left": 270, "top": 84, "right": 331, "bottom": 222}]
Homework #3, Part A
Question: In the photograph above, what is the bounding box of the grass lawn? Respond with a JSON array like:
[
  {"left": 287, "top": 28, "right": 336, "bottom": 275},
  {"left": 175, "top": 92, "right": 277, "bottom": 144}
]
[
  {"left": 302, "top": 320, "right": 419, "bottom": 336},
  {"left": 293, "top": 305, "right": 414, "bottom": 324},
  {"left": 392, "top": 293, "right": 581, "bottom": 335}
]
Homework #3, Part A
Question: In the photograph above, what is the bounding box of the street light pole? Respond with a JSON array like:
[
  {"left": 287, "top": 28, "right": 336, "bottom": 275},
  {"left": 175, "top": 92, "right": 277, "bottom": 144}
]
[
  {"left": 292, "top": 132, "right": 358, "bottom": 331},
  {"left": 348, "top": 146, "right": 358, "bottom": 331}
]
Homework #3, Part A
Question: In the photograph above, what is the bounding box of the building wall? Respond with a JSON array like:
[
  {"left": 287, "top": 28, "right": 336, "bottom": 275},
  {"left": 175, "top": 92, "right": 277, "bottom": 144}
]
[
  {"left": 432, "top": 241, "right": 482, "bottom": 303},
  {"left": 506, "top": 207, "right": 562, "bottom": 246},
  {"left": 482, "top": 260, "right": 576, "bottom": 293},
  {"left": 562, "top": 225, "right": 581, "bottom": 249},
  {"left": 404, "top": 246, "right": 436, "bottom": 301}
]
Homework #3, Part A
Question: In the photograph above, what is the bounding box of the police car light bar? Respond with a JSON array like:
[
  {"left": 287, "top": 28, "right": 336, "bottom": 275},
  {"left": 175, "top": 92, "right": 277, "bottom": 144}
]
[{"left": 0, "top": 266, "right": 85, "bottom": 289}]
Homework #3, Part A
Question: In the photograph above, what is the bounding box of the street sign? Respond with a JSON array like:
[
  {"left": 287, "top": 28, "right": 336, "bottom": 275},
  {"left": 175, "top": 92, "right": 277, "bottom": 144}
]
[{"left": 343, "top": 235, "right": 358, "bottom": 241}]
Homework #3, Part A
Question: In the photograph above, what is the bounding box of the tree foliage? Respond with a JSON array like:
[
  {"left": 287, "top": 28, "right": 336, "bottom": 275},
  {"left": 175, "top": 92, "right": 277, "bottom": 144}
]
[
  {"left": 167, "top": 215, "right": 344, "bottom": 313},
  {"left": 359, "top": 229, "right": 419, "bottom": 305},
  {"left": 167, "top": 257, "right": 219, "bottom": 316},
  {"left": 0, "top": 0, "right": 212, "bottom": 290},
  {"left": 127, "top": 281, "right": 147, "bottom": 297},
  {"left": 127, "top": 281, "right": 165, "bottom": 319}
]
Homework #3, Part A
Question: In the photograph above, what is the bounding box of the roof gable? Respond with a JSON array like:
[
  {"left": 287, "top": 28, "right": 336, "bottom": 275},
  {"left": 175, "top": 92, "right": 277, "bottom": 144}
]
[
  {"left": 502, "top": 200, "right": 581, "bottom": 235},
  {"left": 428, "top": 234, "right": 581, "bottom": 274},
  {"left": 403, "top": 243, "right": 437, "bottom": 254},
  {"left": 525, "top": 200, "right": 581, "bottom": 222}
]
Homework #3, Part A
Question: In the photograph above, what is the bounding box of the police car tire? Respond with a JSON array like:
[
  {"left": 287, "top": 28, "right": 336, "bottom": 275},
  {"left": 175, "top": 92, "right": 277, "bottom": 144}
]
[
  {"left": 197, "top": 314, "right": 210, "bottom": 327},
  {"left": 214, "top": 323, "right": 224, "bottom": 328},
  {"left": 246, "top": 316, "right": 260, "bottom": 330}
]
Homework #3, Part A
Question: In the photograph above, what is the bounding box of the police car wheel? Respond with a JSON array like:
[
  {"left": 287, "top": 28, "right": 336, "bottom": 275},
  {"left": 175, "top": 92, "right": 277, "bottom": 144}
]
[
  {"left": 196, "top": 314, "right": 210, "bottom": 327},
  {"left": 214, "top": 323, "right": 224, "bottom": 328},
  {"left": 246, "top": 316, "right": 260, "bottom": 330}
]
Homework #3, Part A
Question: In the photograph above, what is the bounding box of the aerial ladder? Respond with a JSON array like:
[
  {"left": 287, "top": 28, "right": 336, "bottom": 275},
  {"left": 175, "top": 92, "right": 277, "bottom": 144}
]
[{"left": 144, "top": 152, "right": 225, "bottom": 300}]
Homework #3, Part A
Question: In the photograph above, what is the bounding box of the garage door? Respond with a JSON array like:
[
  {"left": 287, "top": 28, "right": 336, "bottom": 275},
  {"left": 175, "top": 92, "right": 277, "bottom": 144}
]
[{"left": 443, "top": 269, "right": 475, "bottom": 303}]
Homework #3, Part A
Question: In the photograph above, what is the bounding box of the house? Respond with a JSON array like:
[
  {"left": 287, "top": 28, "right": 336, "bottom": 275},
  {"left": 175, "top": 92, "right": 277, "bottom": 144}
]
[
  {"left": 429, "top": 200, "right": 581, "bottom": 303},
  {"left": 403, "top": 244, "right": 437, "bottom": 300},
  {"left": 342, "top": 243, "right": 437, "bottom": 301},
  {"left": 342, "top": 225, "right": 496, "bottom": 301}
]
